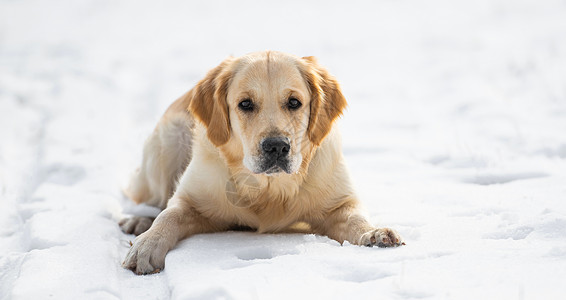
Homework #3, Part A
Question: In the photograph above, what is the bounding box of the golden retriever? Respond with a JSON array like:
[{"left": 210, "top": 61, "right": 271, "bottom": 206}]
[{"left": 121, "top": 51, "right": 403, "bottom": 275}]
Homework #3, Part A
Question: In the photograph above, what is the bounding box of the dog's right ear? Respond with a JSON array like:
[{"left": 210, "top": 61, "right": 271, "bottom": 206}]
[{"left": 188, "top": 57, "right": 235, "bottom": 146}]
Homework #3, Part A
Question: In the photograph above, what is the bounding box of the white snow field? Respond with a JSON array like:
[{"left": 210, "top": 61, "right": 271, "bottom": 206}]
[{"left": 1, "top": 0, "right": 566, "bottom": 299}]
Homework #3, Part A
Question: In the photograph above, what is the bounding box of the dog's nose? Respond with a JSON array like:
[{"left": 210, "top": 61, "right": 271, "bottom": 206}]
[{"left": 261, "top": 137, "right": 290, "bottom": 157}]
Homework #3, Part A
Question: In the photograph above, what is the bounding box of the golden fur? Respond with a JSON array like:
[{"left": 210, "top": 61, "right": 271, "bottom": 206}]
[{"left": 121, "top": 51, "right": 403, "bottom": 275}]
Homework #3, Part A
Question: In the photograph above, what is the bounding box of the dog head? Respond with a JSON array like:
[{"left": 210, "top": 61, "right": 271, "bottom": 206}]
[{"left": 189, "top": 51, "right": 346, "bottom": 175}]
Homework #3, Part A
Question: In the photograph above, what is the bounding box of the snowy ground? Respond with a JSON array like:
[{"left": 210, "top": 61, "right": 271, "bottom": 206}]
[{"left": 1, "top": 0, "right": 566, "bottom": 299}]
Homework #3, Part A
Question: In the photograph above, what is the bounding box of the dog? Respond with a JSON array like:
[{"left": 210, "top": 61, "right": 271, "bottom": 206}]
[{"left": 120, "top": 51, "right": 403, "bottom": 275}]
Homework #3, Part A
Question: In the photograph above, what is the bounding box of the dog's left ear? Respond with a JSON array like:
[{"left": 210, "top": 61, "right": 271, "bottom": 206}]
[
  {"left": 300, "top": 56, "right": 348, "bottom": 146},
  {"left": 188, "top": 57, "right": 234, "bottom": 146}
]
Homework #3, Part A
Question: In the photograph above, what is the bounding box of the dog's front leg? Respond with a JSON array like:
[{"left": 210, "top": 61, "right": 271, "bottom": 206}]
[
  {"left": 315, "top": 203, "right": 404, "bottom": 247},
  {"left": 122, "top": 199, "right": 219, "bottom": 274}
]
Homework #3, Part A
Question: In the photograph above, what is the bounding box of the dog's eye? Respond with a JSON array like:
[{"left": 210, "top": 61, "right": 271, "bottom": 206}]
[
  {"left": 238, "top": 99, "right": 254, "bottom": 112},
  {"left": 287, "top": 98, "right": 302, "bottom": 110}
]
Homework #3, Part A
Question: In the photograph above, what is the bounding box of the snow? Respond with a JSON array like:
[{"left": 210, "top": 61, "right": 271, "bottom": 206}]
[{"left": 1, "top": 0, "right": 566, "bottom": 299}]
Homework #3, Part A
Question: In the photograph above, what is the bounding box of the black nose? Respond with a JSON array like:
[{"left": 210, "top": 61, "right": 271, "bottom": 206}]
[{"left": 261, "top": 137, "right": 290, "bottom": 158}]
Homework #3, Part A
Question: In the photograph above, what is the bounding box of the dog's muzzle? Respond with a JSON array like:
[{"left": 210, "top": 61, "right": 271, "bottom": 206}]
[{"left": 259, "top": 137, "right": 291, "bottom": 174}]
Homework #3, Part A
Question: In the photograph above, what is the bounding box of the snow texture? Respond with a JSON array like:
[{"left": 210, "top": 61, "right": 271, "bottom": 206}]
[{"left": 1, "top": 0, "right": 566, "bottom": 299}]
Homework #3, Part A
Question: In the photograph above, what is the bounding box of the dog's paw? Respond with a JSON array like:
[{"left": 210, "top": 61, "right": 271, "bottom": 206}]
[
  {"left": 119, "top": 216, "right": 154, "bottom": 235},
  {"left": 360, "top": 228, "right": 404, "bottom": 248},
  {"left": 122, "top": 232, "right": 168, "bottom": 275}
]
